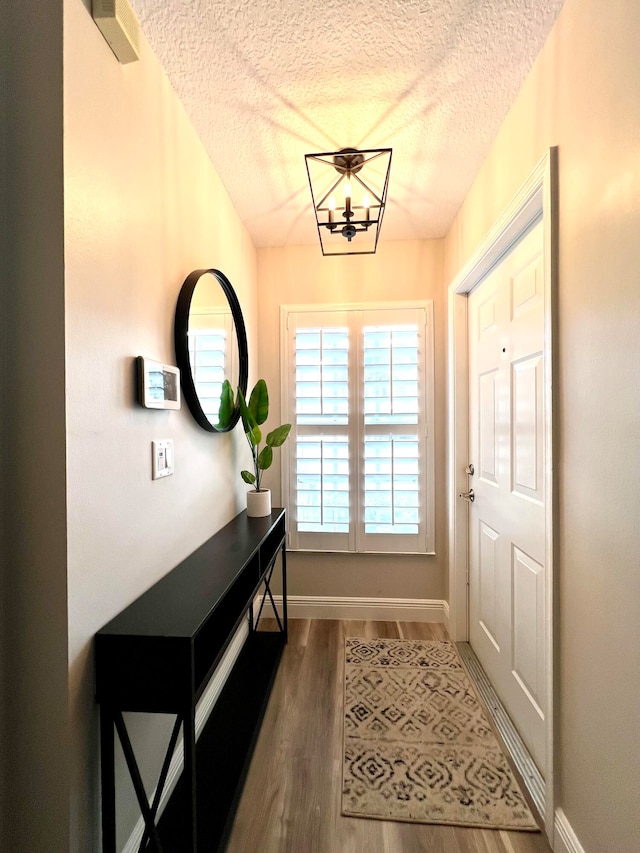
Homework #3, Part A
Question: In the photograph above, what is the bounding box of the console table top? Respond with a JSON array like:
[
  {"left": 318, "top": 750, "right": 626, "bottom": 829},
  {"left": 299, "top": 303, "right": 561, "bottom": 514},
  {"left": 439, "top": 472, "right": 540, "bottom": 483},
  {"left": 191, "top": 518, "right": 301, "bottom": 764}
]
[{"left": 97, "top": 508, "right": 285, "bottom": 639}]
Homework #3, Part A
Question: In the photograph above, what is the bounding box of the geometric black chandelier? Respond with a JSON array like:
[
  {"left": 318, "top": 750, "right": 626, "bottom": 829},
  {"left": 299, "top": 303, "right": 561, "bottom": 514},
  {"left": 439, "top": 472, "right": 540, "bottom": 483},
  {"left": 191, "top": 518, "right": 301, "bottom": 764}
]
[{"left": 304, "top": 147, "right": 392, "bottom": 256}]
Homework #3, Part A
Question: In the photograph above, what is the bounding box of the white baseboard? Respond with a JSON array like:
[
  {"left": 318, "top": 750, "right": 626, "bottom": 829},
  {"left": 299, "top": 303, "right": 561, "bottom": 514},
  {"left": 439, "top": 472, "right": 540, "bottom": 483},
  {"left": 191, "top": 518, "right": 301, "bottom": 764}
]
[
  {"left": 265, "top": 595, "right": 449, "bottom": 625},
  {"left": 121, "top": 619, "right": 249, "bottom": 853},
  {"left": 554, "top": 808, "right": 586, "bottom": 853}
]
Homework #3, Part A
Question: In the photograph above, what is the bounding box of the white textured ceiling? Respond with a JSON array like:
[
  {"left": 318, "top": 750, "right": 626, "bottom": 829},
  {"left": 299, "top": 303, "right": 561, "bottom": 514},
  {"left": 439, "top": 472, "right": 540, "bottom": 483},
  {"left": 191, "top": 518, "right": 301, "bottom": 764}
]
[{"left": 129, "top": 0, "right": 564, "bottom": 247}]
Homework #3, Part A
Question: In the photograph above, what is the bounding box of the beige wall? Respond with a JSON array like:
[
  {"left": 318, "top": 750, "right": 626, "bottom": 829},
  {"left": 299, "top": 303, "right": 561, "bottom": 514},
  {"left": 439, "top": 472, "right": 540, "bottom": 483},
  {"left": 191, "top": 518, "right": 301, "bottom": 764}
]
[
  {"left": 257, "top": 241, "right": 447, "bottom": 601},
  {"left": 444, "top": 0, "right": 640, "bottom": 849}
]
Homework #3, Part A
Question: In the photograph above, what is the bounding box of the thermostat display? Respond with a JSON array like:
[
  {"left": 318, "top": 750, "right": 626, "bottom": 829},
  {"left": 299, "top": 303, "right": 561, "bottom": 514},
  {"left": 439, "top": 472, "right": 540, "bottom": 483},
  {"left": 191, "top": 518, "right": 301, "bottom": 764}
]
[{"left": 137, "top": 356, "right": 181, "bottom": 410}]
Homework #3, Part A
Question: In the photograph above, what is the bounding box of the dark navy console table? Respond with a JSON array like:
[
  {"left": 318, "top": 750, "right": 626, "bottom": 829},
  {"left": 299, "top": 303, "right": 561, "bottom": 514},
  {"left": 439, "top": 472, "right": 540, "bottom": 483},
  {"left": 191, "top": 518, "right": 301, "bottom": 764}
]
[{"left": 95, "top": 508, "right": 287, "bottom": 852}]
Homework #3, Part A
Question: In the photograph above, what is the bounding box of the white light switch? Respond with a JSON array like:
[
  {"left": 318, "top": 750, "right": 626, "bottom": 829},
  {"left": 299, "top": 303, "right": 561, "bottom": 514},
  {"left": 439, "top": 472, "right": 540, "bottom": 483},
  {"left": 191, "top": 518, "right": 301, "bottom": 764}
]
[{"left": 152, "top": 440, "right": 174, "bottom": 480}]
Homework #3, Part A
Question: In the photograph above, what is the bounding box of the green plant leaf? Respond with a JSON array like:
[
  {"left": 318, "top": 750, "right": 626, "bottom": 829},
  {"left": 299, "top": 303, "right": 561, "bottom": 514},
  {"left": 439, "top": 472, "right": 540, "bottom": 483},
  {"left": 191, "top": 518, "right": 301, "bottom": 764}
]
[
  {"left": 241, "top": 470, "right": 256, "bottom": 484},
  {"left": 257, "top": 445, "right": 273, "bottom": 471},
  {"left": 237, "top": 387, "right": 259, "bottom": 446},
  {"left": 266, "top": 423, "right": 291, "bottom": 447},
  {"left": 216, "top": 380, "right": 234, "bottom": 428},
  {"left": 248, "top": 379, "right": 269, "bottom": 425}
]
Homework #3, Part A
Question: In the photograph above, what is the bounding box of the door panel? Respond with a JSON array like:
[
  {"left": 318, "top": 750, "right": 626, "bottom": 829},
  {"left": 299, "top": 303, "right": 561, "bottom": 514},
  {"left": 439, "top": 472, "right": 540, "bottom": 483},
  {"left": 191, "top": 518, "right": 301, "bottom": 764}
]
[
  {"left": 512, "top": 354, "right": 543, "bottom": 500},
  {"left": 478, "top": 293, "right": 498, "bottom": 335},
  {"left": 479, "top": 370, "right": 499, "bottom": 484},
  {"left": 468, "top": 221, "right": 546, "bottom": 774},
  {"left": 479, "top": 521, "right": 500, "bottom": 649},
  {"left": 512, "top": 546, "right": 545, "bottom": 715},
  {"left": 511, "top": 253, "right": 542, "bottom": 319}
]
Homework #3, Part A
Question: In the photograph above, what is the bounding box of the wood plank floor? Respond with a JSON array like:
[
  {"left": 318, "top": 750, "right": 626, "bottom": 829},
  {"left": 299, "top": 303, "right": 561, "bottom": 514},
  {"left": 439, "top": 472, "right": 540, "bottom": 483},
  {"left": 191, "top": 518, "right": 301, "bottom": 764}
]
[{"left": 226, "top": 619, "right": 552, "bottom": 853}]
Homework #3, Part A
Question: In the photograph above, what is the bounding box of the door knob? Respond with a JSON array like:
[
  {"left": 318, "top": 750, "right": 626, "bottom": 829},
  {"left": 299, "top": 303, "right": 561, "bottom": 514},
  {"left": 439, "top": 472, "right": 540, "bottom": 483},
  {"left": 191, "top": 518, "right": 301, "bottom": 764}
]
[{"left": 459, "top": 489, "right": 475, "bottom": 502}]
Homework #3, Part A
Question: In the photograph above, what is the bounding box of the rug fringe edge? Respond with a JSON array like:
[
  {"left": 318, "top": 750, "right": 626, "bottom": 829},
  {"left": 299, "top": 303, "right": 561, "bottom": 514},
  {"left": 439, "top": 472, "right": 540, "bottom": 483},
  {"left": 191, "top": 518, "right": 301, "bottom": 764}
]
[{"left": 340, "top": 807, "right": 540, "bottom": 832}]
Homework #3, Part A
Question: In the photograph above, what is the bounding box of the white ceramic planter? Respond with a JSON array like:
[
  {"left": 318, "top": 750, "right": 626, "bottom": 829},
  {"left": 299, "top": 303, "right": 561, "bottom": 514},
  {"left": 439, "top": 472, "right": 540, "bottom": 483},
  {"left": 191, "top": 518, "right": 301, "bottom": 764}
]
[{"left": 246, "top": 488, "right": 271, "bottom": 517}]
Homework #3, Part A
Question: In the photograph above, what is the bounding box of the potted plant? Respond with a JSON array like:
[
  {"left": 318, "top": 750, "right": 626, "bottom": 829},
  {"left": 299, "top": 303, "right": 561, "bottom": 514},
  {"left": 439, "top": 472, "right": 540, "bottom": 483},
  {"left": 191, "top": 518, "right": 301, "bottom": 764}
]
[{"left": 235, "top": 379, "right": 291, "bottom": 517}]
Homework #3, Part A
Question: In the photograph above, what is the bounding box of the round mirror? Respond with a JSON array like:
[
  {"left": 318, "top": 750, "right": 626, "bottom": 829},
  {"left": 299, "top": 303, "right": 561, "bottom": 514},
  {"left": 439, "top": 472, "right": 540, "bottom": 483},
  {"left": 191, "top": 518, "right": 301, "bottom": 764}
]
[{"left": 174, "top": 269, "right": 248, "bottom": 432}]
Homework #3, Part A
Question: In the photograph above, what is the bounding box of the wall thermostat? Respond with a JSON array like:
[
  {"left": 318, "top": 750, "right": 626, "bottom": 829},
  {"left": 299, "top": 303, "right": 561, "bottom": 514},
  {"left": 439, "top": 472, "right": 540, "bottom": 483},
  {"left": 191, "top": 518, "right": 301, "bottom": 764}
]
[{"left": 137, "top": 356, "right": 181, "bottom": 410}]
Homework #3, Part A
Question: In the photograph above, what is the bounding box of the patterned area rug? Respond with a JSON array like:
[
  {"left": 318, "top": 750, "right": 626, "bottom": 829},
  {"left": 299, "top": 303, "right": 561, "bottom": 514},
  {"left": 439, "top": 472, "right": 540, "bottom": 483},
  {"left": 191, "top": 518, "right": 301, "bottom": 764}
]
[{"left": 342, "top": 638, "right": 539, "bottom": 831}]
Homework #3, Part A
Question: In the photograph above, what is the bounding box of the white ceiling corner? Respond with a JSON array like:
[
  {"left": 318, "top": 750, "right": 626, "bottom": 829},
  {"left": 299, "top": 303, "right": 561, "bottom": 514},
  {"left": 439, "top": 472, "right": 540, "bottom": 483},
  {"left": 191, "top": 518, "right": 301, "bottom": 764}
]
[{"left": 129, "top": 0, "right": 565, "bottom": 248}]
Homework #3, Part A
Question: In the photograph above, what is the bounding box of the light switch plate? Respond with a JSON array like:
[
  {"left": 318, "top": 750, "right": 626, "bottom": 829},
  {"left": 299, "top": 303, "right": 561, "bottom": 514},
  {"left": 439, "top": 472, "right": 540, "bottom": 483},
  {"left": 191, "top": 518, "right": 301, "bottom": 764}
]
[{"left": 152, "top": 440, "right": 174, "bottom": 480}]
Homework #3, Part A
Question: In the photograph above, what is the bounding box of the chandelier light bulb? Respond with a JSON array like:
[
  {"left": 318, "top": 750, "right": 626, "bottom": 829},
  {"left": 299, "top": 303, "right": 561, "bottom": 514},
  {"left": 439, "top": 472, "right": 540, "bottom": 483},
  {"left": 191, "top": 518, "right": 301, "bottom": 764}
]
[
  {"left": 343, "top": 180, "right": 352, "bottom": 217},
  {"left": 328, "top": 195, "right": 336, "bottom": 224},
  {"left": 362, "top": 193, "right": 371, "bottom": 221}
]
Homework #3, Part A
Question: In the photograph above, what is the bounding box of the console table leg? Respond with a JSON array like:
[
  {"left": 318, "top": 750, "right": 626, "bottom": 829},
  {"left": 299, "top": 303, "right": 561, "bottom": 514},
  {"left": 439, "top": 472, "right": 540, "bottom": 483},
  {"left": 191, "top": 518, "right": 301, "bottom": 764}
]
[
  {"left": 282, "top": 544, "right": 288, "bottom": 643},
  {"left": 184, "top": 706, "right": 198, "bottom": 852},
  {"left": 100, "top": 706, "right": 116, "bottom": 853}
]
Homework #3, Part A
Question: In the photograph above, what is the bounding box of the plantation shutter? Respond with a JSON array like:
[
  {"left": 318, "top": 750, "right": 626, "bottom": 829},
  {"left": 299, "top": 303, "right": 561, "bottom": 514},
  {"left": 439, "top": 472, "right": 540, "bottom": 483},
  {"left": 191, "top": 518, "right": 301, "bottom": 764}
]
[
  {"left": 359, "top": 308, "right": 428, "bottom": 553},
  {"left": 283, "top": 303, "right": 434, "bottom": 554},
  {"left": 286, "top": 310, "right": 354, "bottom": 551}
]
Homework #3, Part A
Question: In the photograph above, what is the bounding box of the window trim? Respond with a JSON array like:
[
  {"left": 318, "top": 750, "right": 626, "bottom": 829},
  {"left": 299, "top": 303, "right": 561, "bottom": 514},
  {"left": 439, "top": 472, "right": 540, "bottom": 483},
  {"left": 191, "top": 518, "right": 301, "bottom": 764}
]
[{"left": 280, "top": 300, "right": 435, "bottom": 555}]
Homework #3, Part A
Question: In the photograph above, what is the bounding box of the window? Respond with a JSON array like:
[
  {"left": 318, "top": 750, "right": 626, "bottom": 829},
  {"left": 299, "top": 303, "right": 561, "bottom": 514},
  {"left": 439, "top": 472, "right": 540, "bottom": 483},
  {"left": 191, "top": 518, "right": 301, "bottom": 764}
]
[{"left": 281, "top": 303, "right": 434, "bottom": 554}]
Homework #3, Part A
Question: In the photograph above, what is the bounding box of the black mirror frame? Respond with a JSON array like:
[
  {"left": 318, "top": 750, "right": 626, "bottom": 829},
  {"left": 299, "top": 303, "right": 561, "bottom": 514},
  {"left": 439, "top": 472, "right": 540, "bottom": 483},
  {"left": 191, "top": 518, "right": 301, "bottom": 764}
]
[{"left": 174, "top": 268, "right": 249, "bottom": 432}]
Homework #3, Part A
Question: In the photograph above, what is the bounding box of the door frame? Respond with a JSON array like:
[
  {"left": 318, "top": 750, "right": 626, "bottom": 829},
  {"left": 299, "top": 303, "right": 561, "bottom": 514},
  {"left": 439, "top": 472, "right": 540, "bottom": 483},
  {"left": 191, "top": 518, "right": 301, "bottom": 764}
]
[{"left": 446, "top": 148, "right": 558, "bottom": 837}]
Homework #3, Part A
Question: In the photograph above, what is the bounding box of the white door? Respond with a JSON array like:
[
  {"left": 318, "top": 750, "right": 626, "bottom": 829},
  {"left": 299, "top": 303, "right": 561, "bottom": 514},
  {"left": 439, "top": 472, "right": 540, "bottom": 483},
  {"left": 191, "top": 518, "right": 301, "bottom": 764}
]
[{"left": 467, "top": 220, "right": 547, "bottom": 774}]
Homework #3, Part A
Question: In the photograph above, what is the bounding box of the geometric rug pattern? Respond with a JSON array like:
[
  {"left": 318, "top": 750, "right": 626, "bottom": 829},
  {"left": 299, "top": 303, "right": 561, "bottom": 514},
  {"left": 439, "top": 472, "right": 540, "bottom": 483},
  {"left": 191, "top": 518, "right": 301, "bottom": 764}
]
[{"left": 342, "top": 638, "right": 539, "bottom": 831}]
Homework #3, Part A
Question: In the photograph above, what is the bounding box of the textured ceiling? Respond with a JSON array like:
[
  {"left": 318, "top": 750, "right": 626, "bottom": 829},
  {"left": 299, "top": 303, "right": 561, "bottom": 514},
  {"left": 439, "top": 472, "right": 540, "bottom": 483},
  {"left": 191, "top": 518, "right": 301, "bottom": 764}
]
[{"left": 129, "top": 0, "right": 564, "bottom": 247}]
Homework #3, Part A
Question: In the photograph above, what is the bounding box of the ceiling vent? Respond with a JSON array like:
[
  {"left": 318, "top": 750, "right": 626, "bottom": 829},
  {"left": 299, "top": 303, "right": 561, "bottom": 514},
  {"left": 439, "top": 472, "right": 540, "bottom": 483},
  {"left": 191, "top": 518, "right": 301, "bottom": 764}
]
[{"left": 92, "top": 0, "right": 140, "bottom": 64}]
